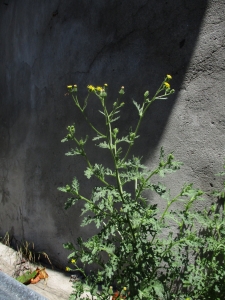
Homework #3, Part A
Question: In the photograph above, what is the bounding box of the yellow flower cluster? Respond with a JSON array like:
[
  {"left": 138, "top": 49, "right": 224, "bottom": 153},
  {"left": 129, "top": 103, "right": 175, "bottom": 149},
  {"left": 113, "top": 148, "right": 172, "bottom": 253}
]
[
  {"left": 67, "top": 84, "right": 77, "bottom": 89},
  {"left": 87, "top": 84, "right": 108, "bottom": 93},
  {"left": 67, "top": 85, "right": 77, "bottom": 93},
  {"left": 164, "top": 74, "right": 172, "bottom": 89}
]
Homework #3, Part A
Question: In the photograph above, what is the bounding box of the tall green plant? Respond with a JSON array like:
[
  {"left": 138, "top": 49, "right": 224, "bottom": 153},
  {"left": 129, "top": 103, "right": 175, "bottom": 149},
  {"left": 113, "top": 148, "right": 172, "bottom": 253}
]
[{"left": 59, "top": 77, "right": 225, "bottom": 300}]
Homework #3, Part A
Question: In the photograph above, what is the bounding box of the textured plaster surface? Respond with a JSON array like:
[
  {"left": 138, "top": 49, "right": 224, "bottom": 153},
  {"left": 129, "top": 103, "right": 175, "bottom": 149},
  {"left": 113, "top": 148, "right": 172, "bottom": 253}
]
[{"left": 0, "top": 0, "right": 225, "bottom": 268}]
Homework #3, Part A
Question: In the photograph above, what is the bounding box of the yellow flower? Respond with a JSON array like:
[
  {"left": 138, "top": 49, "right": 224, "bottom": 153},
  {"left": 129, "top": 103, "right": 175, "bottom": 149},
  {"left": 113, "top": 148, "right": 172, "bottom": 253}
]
[
  {"left": 104, "top": 83, "right": 108, "bottom": 87},
  {"left": 71, "top": 259, "right": 76, "bottom": 264},
  {"left": 166, "top": 74, "right": 172, "bottom": 80},
  {"left": 96, "top": 86, "right": 102, "bottom": 92},
  {"left": 87, "top": 85, "right": 95, "bottom": 92},
  {"left": 67, "top": 85, "right": 72, "bottom": 89},
  {"left": 123, "top": 287, "right": 127, "bottom": 291},
  {"left": 65, "top": 267, "right": 70, "bottom": 271},
  {"left": 164, "top": 82, "right": 170, "bottom": 89}
]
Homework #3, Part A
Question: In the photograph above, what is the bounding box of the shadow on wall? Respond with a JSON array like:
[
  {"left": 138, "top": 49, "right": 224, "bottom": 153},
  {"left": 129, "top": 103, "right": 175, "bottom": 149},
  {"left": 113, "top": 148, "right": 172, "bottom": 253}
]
[{"left": 59, "top": 0, "right": 209, "bottom": 159}]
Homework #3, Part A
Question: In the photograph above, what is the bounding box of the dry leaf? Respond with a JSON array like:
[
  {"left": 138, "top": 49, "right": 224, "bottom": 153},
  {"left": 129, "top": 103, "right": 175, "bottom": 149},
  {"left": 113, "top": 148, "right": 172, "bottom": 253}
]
[
  {"left": 30, "top": 275, "right": 41, "bottom": 284},
  {"left": 112, "top": 291, "right": 120, "bottom": 300},
  {"left": 38, "top": 268, "right": 48, "bottom": 279},
  {"left": 30, "top": 268, "right": 48, "bottom": 284}
]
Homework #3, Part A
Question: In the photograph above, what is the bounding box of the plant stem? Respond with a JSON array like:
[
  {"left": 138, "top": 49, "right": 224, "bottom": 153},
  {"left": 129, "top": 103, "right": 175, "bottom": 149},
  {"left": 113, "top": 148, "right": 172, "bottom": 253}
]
[
  {"left": 103, "top": 101, "right": 137, "bottom": 244},
  {"left": 71, "top": 94, "right": 106, "bottom": 138},
  {"left": 121, "top": 87, "right": 164, "bottom": 163}
]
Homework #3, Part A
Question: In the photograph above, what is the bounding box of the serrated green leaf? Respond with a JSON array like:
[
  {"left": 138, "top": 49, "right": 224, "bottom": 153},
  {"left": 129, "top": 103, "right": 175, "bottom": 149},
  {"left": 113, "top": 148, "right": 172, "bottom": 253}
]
[
  {"left": 97, "top": 141, "right": 110, "bottom": 149},
  {"left": 64, "top": 196, "right": 80, "bottom": 209},
  {"left": 92, "top": 135, "right": 105, "bottom": 141},
  {"left": 61, "top": 137, "right": 69, "bottom": 143},
  {"left": 65, "top": 148, "right": 83, "bottom": 156}
]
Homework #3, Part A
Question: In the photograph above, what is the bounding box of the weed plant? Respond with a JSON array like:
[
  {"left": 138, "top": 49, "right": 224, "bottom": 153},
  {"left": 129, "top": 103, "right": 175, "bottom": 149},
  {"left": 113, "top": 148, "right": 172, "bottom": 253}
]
[{"left": 59, "top": 77, "right": 225, "bottom": 299}]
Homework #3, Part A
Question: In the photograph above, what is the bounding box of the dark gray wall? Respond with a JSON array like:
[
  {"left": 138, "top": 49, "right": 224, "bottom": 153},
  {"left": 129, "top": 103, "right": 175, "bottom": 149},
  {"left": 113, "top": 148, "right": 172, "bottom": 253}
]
[{"left": 1, "top": 0, "right": 224, "bottom": 267}]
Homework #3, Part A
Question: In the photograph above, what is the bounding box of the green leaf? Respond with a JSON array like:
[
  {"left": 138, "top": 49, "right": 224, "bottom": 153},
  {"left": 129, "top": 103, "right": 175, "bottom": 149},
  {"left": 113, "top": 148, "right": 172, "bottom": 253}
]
[
  {"left": 61, "top": 137, "right": 69, "bottom": 143},
  {"left": 64, "top": 197, "right": 80, "bottom": 209},
  {"left": 16, "top": 270, "right": 38, "bottom": 284},
  {"left": 96, "top": 141, "right": 110, "bottom": 149},
  {"left": 63, "top": 242, "right": 75, "bottom": 250},
  {"left": 71, "top": 177, "right": 79, "bottom": 193},
  {"left": 110, "top": 116, "right": 120, "bottom": 123},
  {"left": 133, "top": 99, "right": 142, "bottom": 116},
  {"left": 84, "top": 167, "right": 93, "bottom": 179},
  {"left": 153, "top": 280, "right": 164, "bottom": 297},
  {"left": 92, "top": 135, "right": 105, "bottom": 141},
  {"left": 65, "top": 148, "right": 83, "bottom": 156}
]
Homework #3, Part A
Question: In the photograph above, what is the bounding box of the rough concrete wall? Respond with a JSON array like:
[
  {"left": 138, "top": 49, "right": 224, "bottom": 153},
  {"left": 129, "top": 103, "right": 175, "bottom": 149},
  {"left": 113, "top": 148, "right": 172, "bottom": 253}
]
[{"left": 0, "top": 0, "right": 224, "bottom": 267}]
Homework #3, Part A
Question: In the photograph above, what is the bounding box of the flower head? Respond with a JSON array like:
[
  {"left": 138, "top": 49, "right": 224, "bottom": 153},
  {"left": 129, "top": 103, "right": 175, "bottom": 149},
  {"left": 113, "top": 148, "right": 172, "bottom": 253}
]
[
  {"left": 96, "top": 86, "right": 103, "bottom": 92},
  {"left": 71, "top": 259, "right": 76, "bottom": 264},
  {"left": 164, "top": 82, "right": 170, "bottom": 89},
  {"left": 65, "top": 267, "right": 70, "bottom": 271},
  {"left": 166, "top": 74, "right": 172, "bottom": 80},
  {"left": 87, "top": 85, "right": 95, "bottom": 92},
  {"left": 123, "top": 287, "right": 127, "bottom": 291},
  {"left": 67, "top": 85, "right": 72, "bottom": 89}
]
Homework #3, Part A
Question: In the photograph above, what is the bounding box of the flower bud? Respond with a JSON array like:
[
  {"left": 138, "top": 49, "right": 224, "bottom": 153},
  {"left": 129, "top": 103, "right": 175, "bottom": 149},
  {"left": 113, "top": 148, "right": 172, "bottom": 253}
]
[
  {"left": 108, "top": 286, "right": 113, "bottom": 295},
  {"left": 120, "top": 287, "right": 127, "bottom": 296},
  {"left": 113, "top": 128, "right": 119, "bottom": 135},
  {"left": 100, "top": 90, "right": 107, "bottom": 97},
  {"left": 144, "top": 90, "right": 149, "bottom": 98},
  {"left": 66, "top": 185, "right": 71, "bottom": 192},
  {"left": 168, "top": 153, "right": 174, "bottom": 160},
  {"left": 119, "top": 86, "right": 125, "bottom": 95},
  {"left": 70, "top": 126, "right": 75, "bottom": 134},
  {"left": 129, "top": 132, "right": 135, "bottom": 140}
]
